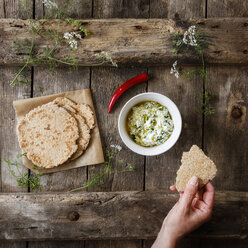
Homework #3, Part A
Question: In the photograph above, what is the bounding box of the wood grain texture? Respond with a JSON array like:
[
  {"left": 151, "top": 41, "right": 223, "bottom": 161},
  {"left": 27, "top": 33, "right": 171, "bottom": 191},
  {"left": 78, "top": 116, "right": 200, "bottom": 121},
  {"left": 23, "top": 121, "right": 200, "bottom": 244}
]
[
  {"left": 30, "top": 3, "right": 91, "bottom": 247},
  {"left": 145, "top": 66, "right": 202, "bottom": 190},
  {"left": 0, "top": 190, "right": 247, "bottom": 240},
  {"left": 203, "top": 2, "right": 248, "bottom": 248},
  {"left": 87, "top": 68, "right": 146, "bottom": 248},
  {"left": 4, "top": 0, "right": 33, "bottom": 19},
  {"left": 0, "top": 67, "right": 31, "bottom": 192},
  {"left": 93, "top": 0, "right": 149, "bottom": 18},
  {"left": 1, "top": 2, "right": 32, "bottom": 247},
  {"left": 204, "top": 65, "right": 248, "bottom": 191},
  {"left": 87, "top": 2, "right": 147, "bottom": 248},
  {"left": 89, "top": 67, "right": 146, "bottom": 192},
  {"left": 0, "top": 1, "right": 4, "bottom": 18},
  {"left": 150, "top": 0, "right": 205, "bottom": 18},
  {"left": 1, "top": 18, "right": 248, "bottom": 66},
  {"left": 29, "top": 241, "right": 85, "bottom": 248},
  {"left": 0, "top": 242, "right": 26, "bottom": 248},
  {"left": 145, "top": 2, "right": 205, "bottom": 247},
  {"left": 35, "top": 0, "right": 92, "bottom": 19},
  {"left": 208, "top": 0, "right": 248, "bottom": 17}
]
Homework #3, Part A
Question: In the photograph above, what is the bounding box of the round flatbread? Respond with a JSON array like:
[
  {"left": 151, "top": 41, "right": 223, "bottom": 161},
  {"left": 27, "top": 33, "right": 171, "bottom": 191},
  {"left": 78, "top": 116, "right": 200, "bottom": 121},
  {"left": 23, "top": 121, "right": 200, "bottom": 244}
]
[
  {"left": 17, "top": 103, "right": 79, "bottom": 168},
  {"left": 76, "top": 103, "right": 95, "bottom": 129},
  {"left": 70, "top": 113, "right": 91, "bottom": 160},
  {"left": 53, "top": 99, "right": 91, "bottom": 160},
  {"left": 53, "top": 97, "right": 95, "bottom": 129}
]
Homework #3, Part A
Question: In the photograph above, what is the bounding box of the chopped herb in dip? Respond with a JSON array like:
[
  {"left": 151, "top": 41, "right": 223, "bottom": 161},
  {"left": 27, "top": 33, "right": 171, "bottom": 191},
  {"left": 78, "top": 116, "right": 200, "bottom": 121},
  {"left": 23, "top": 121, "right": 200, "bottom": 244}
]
[{"left": 126, "top": 101, "right": 174, "bottom": 147}]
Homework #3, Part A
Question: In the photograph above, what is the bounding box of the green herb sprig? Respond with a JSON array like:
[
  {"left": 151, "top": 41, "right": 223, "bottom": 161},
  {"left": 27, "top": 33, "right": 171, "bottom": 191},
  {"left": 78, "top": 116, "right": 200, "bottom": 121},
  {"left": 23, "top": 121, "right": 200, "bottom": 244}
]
[
  {"left": 69, "top": 145, "right": 135, "bottom": 192},
  {"left": 3, "top": 153, "right": 42, "bottom": 191},
  {"left": 171, "top": 26, "right": 214, "bottom": 115},
  {"left": 10, "top": 3, "right": 117, "bottom": 86}
]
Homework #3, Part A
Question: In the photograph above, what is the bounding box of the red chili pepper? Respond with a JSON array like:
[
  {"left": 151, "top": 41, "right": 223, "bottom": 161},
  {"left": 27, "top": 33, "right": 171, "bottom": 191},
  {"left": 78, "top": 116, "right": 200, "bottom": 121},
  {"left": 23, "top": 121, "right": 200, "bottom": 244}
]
[{"left": 108, "top": 73, "right": 149, "bottom": 113}]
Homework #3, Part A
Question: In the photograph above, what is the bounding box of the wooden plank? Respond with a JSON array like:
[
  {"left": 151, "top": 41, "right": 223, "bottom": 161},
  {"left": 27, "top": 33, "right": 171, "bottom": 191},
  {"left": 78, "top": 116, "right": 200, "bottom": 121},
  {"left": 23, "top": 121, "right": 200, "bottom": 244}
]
[
  {"left": 204, "top": 66, "right": 248, "bottom": 191},
  {"left": 145, "top": 2, "right": 204, "bottom": 247},
  {"left": 89, "top": 68, "right": 146, "bottom": 191},
  {"left": 88, "top": 2, "right": 149, "bottom": 248},
  {"left": 208, "top": 0, "right": 248, "bottom": 17},
  {"left": 29, "top": 241, "right": 85, "bottom": 248},
  {"left": 1, "top": 1, "right": 32, "bottom": 248},
  {"left": 150, "top": 0, "right": 205, "bottom": 18},
  {"left": 88, "top": 67, "right": 146, "bottom": 247},
  {"left": 30, "top": 3, "right": 92, "bottom": 248},
  {"left": 1, "top": 18, "right": 248, "bottom": 66},
  {"left": 145, "top": 66, "right": 202, "bottom": 190},
  {"left": 0, "top": 67, "right": 31, "bottom": 192},
  {"left": 203, "top": 2, "right": 248, "bottom": 247},
  {"left": 35, "top": 0, "right": 92, "bottom": 19},
  {"left": 4, "top": 0, "right": 33, "bottom": 19},
  {"left": 0, "top": 190, "right": 247, "bottom": 240},
  {"left": 0, "top": 1, "right": 4, "bottom": 18},
  {"left": 93, "top": 0, "right": 149, "bottom": 18}
]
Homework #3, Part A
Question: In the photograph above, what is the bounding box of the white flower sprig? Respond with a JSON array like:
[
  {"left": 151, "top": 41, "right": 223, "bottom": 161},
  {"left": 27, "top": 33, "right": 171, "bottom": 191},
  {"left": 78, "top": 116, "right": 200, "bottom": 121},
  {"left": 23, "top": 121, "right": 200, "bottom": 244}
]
[
  {"left": 63, "top": 32, "right": 82, "bottom": 50},
  {"left": 170, "top": 60, "right": 180, "bottom": 79},
  {"left": 95, "top": 51, "right": 118, "bottom": 67},
  {"left": 42, "top": 0, "right": 58, "bottom": 9},
  {"left": 110, "top": 144, "right": 122, "bottom": 152},
  {"left": 183, "top": 25, "right": 197, "bottom": 46}
]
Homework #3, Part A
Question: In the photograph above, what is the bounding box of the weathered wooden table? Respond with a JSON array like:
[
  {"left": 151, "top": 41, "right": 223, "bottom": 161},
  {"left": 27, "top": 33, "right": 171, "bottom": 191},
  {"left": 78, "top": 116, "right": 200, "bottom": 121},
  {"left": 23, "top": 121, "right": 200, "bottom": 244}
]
[{"left": 0, "top": 0, "right": 248, "bottom": 247}]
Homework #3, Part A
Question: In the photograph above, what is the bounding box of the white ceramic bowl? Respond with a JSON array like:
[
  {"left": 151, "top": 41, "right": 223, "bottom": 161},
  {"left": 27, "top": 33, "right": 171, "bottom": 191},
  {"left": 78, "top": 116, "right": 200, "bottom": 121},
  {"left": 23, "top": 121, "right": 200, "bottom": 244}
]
[{"left": 118, "top": 92, "right": 182, "bottom": 156}]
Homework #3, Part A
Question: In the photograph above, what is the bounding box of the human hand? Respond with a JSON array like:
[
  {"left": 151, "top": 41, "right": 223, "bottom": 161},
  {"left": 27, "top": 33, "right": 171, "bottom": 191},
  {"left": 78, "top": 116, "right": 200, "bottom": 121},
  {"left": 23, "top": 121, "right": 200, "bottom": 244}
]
[{"left": 152, "top": 176, "right": 215, "bottom": 248}]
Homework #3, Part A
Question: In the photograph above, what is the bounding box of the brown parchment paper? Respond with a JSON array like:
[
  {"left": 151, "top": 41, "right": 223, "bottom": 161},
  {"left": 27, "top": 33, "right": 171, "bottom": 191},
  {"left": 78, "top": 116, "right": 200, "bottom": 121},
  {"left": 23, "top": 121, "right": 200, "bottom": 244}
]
[{"left": 13, "top": 89, "right": 104, "bottom": 174}]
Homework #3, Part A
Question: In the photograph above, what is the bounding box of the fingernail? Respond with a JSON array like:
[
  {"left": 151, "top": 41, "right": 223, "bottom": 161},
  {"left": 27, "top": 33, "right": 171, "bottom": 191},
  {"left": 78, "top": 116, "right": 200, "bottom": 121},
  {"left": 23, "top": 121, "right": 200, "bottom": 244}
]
[{"left": 189, "top": 176, "right": 198, "bottom": 186}]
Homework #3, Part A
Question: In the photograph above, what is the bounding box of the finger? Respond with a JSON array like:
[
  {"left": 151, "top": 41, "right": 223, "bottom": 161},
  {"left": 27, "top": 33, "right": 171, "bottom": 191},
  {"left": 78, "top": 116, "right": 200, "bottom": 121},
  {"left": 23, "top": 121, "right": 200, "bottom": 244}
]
[
  {"left": 180, "top": 176, "right": 199, "bottom": 210},
  {"left": 195, "top": 188, "right": 204, "bottom": 200},
  {"left": 203, "top": 181, "right": 215, "bottom": 209},
  {"left": 194, "top": 200, "right": 212, "bottom": 219}
]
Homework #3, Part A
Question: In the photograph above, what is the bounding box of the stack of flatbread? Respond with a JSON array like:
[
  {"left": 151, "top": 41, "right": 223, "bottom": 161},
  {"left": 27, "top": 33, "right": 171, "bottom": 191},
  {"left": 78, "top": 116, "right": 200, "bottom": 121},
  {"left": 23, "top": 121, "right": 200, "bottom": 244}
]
[{"left": 17, "top": 97, "right": 95, "bottom": 169}]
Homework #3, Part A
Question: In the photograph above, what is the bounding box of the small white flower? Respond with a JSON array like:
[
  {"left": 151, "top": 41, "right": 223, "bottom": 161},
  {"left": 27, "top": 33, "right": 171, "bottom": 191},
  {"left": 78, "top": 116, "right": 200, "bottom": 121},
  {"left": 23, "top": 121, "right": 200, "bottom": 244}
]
[
  {"left": 69, "top": 40, "right": 77, "bottom": 49},
  {"left": 42, "top": 0, "right": 58, "bottom": 9},
  {"left": 183, "top": 25, "right": 197, "bottom": 47},
  {"left": 95, "top": 51, "right": 118, "bottom": 67},
  {"left": 170, "top": 60, "right": 180, "bottom": 79},
  {"left": 63, "top": 32, "right": 82, "bottom": 50},
  {"left": 110, "top": 144, "right": 122, "bottom": 151},
  {"left": 63, "top": 32, "right": 73, "bottom": 40}
]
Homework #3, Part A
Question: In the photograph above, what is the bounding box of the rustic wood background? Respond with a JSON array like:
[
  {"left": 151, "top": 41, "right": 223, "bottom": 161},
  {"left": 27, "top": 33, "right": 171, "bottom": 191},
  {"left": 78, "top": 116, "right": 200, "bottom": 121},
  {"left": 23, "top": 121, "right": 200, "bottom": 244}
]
[{"left": 0, "top": 0, "right": 247, "bottom": 247}]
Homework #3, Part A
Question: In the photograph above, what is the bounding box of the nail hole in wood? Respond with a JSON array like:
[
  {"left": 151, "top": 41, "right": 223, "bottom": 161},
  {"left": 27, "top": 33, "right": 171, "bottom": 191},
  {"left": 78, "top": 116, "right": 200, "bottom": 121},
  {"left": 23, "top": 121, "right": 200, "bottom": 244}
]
[
  {"left": 231, "top": 107, "right": 242, "bottom": 119},
  {"left": 243, "top": 50, "right": 248, "bottom": 54},
  {"left": 211, "top": 25, "right": 219, "bottom": 28},
  {"left": 244, "top": 23, "right": 248, "bottom": 27},
  {"left": 68, "top": 211, "right": 80, "bottom": 221},
  {"left": 134, "top": 25, "right": 143, "bottom": 30},
  {"left": 214, "top": 51, "right": 221, "bottom": 54},
  {"left": 196, "top": 21, "right": 205, "bottom": 25}
]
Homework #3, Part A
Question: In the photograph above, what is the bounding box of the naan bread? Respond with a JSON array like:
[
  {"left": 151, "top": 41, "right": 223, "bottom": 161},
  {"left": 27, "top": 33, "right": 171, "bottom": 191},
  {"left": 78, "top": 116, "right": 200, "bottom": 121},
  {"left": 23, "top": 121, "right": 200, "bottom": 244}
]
[
  {"left": 53, "top": 99, "right": 91, "bottom": 160},
  {"left": 17, "top": 103, "right": 79, "bottom": 168},
  {"left": 53, "top": 97, "right": 95, "bottom": 129}
]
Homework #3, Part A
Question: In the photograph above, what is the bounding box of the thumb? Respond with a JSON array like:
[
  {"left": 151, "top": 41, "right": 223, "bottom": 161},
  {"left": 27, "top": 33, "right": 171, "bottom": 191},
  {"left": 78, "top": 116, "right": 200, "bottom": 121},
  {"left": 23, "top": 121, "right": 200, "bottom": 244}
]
[{"left": 180, "top": 176, "right": 199, "bottom": 210}]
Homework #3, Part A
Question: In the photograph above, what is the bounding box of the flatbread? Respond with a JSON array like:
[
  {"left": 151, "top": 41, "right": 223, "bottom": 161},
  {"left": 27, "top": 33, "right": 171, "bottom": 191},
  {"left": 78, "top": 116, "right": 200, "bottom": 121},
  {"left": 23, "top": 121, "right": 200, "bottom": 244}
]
[
  {"left": 53, "top": 97, "right": 95, "bottom": 129},
  {"left": 17, "top": 103, "right": 79, "bottom": 168},
  {"left": 52, "top": 99, "right": 91, "bottom": 160},
  {"left": 76, "top": 103, "right": 95, "bottom": 129},
  {"left": 175, "top": 145, "right": 217, "bottom": 191}
]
